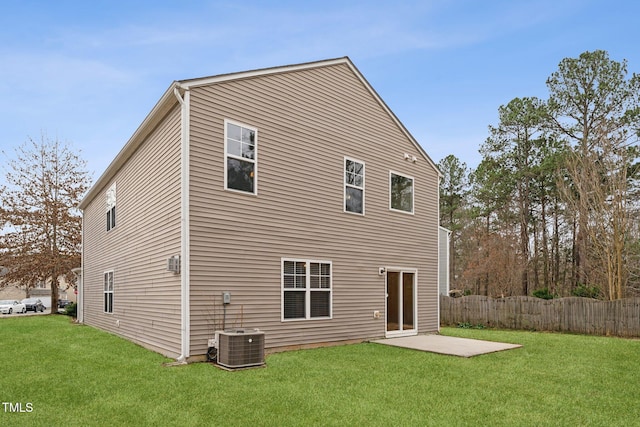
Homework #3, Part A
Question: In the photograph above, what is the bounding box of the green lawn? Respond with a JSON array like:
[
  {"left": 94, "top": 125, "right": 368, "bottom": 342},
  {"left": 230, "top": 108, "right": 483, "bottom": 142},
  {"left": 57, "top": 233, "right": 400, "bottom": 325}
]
[{"left": 1, "top": 316, "right": 638, "bottom": 426}]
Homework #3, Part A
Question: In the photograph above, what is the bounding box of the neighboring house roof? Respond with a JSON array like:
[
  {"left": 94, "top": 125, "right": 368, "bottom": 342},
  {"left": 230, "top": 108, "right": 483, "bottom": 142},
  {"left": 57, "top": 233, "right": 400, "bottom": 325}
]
[{"left": 79, "top": 56, "right": 440, "bottom": 210}]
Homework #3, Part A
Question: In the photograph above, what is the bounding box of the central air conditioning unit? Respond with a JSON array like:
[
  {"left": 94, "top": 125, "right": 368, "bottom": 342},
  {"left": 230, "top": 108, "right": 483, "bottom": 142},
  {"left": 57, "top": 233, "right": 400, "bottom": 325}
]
[{"left": 214, "top": 329, "right": 265, "bottom": 369}]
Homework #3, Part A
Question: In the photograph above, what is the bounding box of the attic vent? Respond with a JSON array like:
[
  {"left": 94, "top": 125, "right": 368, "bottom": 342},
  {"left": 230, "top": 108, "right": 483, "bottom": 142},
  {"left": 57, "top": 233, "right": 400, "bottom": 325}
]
[
  {"left": 167, "top": 256, "right": 180, "bottom": 274},
  {"left": 215, "top": 329, "right": 265, "bottom": 369}
]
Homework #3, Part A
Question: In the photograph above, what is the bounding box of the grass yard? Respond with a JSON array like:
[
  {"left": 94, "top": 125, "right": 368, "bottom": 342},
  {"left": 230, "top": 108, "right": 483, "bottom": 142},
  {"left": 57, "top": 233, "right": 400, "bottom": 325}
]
[{"left": 1, "top": 316, "right": 638, "bottom": 426}]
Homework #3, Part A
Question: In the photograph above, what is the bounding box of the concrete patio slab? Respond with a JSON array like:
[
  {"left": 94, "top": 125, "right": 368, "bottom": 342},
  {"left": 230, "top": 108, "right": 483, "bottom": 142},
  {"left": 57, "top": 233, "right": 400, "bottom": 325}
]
[{"left": 373, "top": 334, "right": 522, "bottom": 357}]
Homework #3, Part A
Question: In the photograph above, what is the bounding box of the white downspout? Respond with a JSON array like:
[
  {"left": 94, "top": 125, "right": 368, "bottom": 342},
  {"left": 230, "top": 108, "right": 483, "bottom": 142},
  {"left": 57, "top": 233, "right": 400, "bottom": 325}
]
[
  {"left": 174, "top": 85, "right": 190, "bottom": 363},
  {"left": 436, "top": 176, "right": 442, "bottom": 333},
  {"left": 77, "top": 215, "right": 84, "bottom": 323}
]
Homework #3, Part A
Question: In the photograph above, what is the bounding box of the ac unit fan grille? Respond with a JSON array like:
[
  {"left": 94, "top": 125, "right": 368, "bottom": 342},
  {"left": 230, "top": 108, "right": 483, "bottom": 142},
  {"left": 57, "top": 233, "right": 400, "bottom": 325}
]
[{"left": 217, "top": 331, "right": 265, "bottom": 369}]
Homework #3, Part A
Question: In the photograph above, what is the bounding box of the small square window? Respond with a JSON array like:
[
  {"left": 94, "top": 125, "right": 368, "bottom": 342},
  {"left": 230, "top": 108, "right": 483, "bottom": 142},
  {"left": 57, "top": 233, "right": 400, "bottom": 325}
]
[{"left": 390, "top": 172, "right": 414, "bottom": 213}]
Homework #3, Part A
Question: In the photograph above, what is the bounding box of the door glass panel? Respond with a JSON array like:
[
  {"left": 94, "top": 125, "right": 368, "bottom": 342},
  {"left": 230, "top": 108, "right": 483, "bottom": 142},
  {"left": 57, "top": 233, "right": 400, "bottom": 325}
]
[
  {"left": 402, "top": 272, "right": 414, "bottom": 330},
  {"left": 386, "top": 272, "right": 400, "bottom": 332}
]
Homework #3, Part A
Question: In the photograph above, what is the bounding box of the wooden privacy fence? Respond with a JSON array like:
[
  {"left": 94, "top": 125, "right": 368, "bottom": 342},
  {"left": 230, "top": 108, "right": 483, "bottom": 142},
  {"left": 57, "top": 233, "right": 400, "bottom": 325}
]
[{"left": 440, "top": 295, "right": 640, "bottom": 338}]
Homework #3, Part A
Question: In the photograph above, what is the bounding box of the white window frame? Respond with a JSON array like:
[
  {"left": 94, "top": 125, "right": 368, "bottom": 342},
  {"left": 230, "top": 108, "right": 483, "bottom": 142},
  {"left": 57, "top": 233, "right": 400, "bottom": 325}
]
[
  {"left": 344, "top": 157, "right": 365, "bottom": 215},
  {"left": 281, "top": 258, "right": 332, "bottom": 321},
  {"left": 224, "top": 119, "right": 258, "bottom": 195},
  {"left": 106, "top": 183, "right": 116, "bottom": 231},
  {"left": 389, "top": 171, "right": 415, "bottom": 214},
  {"left": 103, "top": 270, "right": 114, "bottom": 314}
]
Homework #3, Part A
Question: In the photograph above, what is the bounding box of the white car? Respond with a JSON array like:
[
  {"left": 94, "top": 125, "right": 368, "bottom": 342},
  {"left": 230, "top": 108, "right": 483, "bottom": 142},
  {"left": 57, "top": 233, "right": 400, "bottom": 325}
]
[{"left": 0, "top": 300, "right": 26, "bottom": 314}]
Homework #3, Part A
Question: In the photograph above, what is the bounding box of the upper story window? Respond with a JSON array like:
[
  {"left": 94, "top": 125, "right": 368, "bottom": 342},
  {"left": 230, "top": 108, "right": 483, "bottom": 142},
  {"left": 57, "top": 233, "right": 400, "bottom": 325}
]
[
  {"left": 344, "top": 158, "right": 364, "bottom": 215},
  {"left": 106, "top": 183, "right": 116, "bottom": 231},
  {"left": 390, "top": 172, "right": 414, "bottom": 214},
  {"left": 225, "top": 120, "right": 257, "bottom": 194}
]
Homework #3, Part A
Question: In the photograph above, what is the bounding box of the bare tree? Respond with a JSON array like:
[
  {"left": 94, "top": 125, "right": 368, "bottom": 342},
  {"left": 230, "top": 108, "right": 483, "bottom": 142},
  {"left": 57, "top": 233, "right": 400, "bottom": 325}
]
[
  {"left": 560, "top": 124, "right": 635, "bottom": 299},
  {"left": 0, "top": 135, "right": 90, "bottom": 309}
]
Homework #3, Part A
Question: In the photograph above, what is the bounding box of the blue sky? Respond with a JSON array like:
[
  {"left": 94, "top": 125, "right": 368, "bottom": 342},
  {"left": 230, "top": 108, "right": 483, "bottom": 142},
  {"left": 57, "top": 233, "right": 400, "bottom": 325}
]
[{"left": 1, "top": 0, "right": 638, "bottom": 183}]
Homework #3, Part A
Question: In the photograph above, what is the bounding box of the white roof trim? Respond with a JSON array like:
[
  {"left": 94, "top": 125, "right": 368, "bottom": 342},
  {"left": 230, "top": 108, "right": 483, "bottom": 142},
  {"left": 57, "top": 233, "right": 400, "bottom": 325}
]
[{"left": 179, "top": 57, "right": 350, "bottom": 89}]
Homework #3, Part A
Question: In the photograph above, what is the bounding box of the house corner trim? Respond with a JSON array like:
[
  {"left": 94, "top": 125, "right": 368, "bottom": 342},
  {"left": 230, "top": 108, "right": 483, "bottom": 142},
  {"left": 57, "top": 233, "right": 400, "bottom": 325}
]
[{"left": 174, "top": 85, "right": 191, "bottom": 361}]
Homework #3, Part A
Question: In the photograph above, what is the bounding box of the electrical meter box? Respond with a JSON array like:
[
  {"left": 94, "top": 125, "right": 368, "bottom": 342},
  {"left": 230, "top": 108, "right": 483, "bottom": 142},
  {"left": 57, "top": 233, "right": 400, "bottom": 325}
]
[{"left": 222, "top": 291, "right": 231, "bottom": 305}]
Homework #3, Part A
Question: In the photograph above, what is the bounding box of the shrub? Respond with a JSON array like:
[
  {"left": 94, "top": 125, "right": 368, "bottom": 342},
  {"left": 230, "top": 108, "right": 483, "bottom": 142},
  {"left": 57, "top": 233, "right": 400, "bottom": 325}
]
[
  {"left": 64, "top": 302, "right": 77, "bottom": 317},
  {"left": 532, "top": 288, "right": 555, "bottom": 300},
  {"left": 457, "top": 322, "right": 485, "bottom": 329},
  {"left": 572, "top": 285, "right": 601, "bottom": 299}
]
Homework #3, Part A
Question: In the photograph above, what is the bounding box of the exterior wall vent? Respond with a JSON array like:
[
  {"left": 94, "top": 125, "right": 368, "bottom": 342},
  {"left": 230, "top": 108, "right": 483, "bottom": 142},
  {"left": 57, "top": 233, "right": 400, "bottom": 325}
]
[
  {"left": 215, "top": 329, "right": 265, "bottom": 369},
  {"left": 166, "top": 255, "right": 180, "bottom": 273}
]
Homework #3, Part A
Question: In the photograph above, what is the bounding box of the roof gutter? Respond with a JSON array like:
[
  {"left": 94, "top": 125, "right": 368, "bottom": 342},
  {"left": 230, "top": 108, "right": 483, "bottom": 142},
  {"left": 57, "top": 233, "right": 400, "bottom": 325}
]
[{"left": 173, "top": 85, "right": 191, "bottom": 363}]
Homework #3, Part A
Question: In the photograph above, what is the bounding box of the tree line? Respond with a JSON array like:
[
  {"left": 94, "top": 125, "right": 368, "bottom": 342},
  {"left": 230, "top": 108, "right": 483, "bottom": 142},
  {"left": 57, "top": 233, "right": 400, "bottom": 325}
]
[{"left": 440, "top": 50, "right": 640, "bottom": 301}]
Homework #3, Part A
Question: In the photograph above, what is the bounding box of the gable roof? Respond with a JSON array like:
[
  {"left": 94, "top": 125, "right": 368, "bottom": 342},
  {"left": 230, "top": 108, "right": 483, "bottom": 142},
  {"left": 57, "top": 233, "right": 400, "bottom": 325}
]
[{"left": 79, "top": 57, "right": 439, "bottom": 209}]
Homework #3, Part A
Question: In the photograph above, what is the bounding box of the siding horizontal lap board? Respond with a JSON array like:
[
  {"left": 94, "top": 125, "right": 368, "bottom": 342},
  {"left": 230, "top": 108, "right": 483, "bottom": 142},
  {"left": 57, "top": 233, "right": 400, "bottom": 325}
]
[
  {"left": 188, "top": 62, "right": 438, "bottom": 353},
  {"left": 80, "top": 58, "right": 440, "bottom": 360},
  {"left": 82, "top": 105, "right": 183, "bottom": 358}
]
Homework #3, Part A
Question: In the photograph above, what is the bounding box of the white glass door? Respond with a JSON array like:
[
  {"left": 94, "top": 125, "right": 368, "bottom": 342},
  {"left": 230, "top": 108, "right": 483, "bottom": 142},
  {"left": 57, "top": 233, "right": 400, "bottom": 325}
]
[{"left": 386, "top": 269, "right": 416, "bottom": 337}]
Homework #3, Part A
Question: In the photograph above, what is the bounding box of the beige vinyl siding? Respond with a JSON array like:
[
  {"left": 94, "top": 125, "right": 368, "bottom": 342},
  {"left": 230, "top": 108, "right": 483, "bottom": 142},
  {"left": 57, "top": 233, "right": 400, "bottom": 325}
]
[
  {"left": 188, "top": 63, "right": 439, "bottom": 354},
  {"left": 82, "top": 105, "right": 183, "bottom": 358},
  {"left": 439, "top": 227, "right": 451, "bottom": 296}
]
